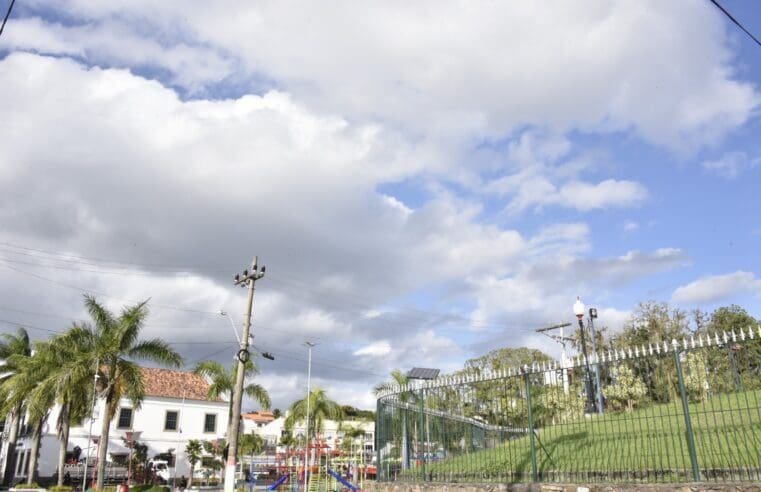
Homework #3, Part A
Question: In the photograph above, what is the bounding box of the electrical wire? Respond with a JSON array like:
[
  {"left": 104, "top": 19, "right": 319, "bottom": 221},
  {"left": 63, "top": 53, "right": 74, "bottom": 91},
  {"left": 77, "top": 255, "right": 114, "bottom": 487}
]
[
  {"left": 0, "top": 0, "right": 15, "bottom": 38},
  {"left": 709, "top": 0, "right": 761, "bottom": 47}
]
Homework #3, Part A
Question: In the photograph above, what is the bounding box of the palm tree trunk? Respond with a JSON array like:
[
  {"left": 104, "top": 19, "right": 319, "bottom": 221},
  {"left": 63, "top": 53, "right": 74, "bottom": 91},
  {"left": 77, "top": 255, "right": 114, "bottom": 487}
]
[
  {"left": 96, "top": 402, "right": 112, "bottom": 491},
  {"left": 2, "top": 408, "right": 21, "bottom": 486},
  {"left": 57, "top": 402, "right": 72, "bottom": 486},
  {"left": 26, "top": 418, "right": 44, "bottom": 485}
]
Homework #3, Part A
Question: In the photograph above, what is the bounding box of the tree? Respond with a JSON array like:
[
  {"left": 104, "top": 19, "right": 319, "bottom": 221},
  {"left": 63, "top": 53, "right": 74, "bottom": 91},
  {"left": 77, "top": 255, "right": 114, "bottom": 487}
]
[
  {"left": 239, "top": 432, "right": 264, "bottom": 457},
  {"left": 612, "top": 302, "right": 689, "bottom": 403},
  {"left": 605, "top": 365, "right": 647, "bottom": 412},
  {"left": 193, "top": 359, "right": 271, "bottom": 408},
  {"left": 0, "top": 340, "right": 57, "bottom": 484},
  {"left": 34, "top": 329, "right": 95, "bottom": 486},
  {"left": 75, "top": 296, "right": 183, "bottom": 491},
  {"left": 272, "top": 408, "right": 282, "bottom": 419},
  {"left": 0, "top": 328, "right": 31, "bottom": 486},
  {"left": 185, "top": 439, "right": 203, "bottom": 485},
  {"left": 194, "top": 359, "right": 271, "bottom": 446},
  {"left": 284, "top": 388, "right": 343, "bottom": 438}
]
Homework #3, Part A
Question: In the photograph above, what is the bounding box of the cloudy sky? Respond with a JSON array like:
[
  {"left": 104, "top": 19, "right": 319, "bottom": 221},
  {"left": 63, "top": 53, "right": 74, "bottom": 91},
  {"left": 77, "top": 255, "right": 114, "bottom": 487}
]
[{"left": 0, "top": 1, "right": 759, "bottom": 410}]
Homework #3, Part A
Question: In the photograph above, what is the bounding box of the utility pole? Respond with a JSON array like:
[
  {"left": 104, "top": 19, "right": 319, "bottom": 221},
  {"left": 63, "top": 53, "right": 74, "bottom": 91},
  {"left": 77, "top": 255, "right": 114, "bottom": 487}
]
[
  {"left": 534, "top": 322, "right": 572, "bottom": 394},
  {"left": 224, "top": 257, "right": 265, "bottom": 492}
]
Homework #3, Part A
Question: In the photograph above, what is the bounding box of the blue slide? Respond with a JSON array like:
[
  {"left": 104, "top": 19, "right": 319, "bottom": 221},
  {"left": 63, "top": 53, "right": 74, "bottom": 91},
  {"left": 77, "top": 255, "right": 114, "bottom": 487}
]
[
  {"left": 327, "top": 468, "right": 359, "bottom": 492},
  {"left": 267, "top": 473, "right": 289, "bottom": 490}
]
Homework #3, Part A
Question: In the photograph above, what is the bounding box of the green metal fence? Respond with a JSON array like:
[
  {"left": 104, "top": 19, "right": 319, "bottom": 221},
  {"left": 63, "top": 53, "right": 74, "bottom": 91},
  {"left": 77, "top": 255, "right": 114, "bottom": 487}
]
[{"left": 375, "top": 328, "right": 761, "bottom": 484}]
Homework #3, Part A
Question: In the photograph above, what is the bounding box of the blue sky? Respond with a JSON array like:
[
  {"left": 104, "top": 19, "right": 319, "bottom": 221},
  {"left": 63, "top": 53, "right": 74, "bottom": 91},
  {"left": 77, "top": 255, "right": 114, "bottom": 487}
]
[{"left": 0, "top": 1, "right": 759, "bottom": 408}]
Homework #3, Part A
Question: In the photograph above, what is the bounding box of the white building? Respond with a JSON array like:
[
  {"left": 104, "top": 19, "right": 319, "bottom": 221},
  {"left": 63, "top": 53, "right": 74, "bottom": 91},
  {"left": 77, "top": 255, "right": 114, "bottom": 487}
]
[
  {"left": 241, "top": 414, "right": 375, "bottom": 456},
  {"left": 0, "top": 367, "right": 229, "bottom": 483}
]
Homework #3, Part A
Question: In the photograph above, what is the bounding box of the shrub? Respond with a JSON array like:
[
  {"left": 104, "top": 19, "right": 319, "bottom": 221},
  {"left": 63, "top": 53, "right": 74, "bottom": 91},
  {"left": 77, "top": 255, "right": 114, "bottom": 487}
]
[
  {"left": 13, "top": 484, "right": 42, "bottom": 490},
  {"left": 606, "top": 365, "right": 647, "bottom": 412},
  {"left": 49, "top": 486, "right": 75, "bottom": 492}
]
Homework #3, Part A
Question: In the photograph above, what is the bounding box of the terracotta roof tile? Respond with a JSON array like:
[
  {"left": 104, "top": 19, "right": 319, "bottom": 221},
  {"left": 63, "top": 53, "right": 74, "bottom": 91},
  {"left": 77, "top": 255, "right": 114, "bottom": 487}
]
[{"left": 140, "top": 367, "right": 220, "bottom": 401}]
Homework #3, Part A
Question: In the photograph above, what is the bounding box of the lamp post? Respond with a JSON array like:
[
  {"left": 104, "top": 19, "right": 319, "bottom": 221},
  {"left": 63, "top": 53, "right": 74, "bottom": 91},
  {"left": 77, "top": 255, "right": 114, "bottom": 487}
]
[
  {"left": 587, "top": 307, "right": 604, "bottom": 414},
  {"left": 219, "top": 310, "right": 241, "bottom": 344},
  {"left": 406, "top": 368, "right": 440, "bottom": 482},
  {"left": 574, "top": 298, "right": 597, "bottom": 414},
  {"left": 83, "top": 360, "right": 99, "bottom": 490},
  {"left": 303, "top": 341, "right": 316, "bottom": 492}
]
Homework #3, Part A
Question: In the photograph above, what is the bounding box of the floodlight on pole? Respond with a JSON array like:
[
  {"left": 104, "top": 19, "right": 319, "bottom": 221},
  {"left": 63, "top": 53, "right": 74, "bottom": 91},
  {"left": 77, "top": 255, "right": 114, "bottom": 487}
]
[{"left": 407, "top": 367, "right": 439, "bottom": 482}]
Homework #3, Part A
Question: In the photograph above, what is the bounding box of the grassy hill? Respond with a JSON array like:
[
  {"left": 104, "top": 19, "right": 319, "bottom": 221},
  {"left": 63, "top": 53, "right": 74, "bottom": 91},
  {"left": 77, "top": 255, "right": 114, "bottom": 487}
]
[{"left": 413, "top": 389, "right": 761, "bottom": 483}]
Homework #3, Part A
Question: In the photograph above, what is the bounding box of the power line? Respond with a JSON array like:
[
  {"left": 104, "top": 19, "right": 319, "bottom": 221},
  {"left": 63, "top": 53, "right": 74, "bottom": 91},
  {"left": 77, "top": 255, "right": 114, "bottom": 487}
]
[
  {"left": 709, "top": 0, "right": 761, "bottom": 47},
  {"left": 0, "top": 0, "right": 15, "bottom": 38}
]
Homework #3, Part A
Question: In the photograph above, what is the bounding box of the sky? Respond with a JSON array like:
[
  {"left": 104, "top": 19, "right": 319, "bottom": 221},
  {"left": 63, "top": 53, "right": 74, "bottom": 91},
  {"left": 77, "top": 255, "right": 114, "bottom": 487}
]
[{"left": 0, "top": 1, "right": 759, "bottom": 411}]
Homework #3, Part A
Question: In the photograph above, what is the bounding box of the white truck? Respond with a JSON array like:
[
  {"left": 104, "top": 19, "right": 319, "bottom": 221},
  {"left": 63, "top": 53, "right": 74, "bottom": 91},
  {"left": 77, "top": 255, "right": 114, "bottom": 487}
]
[{"left": 62, "top": 459, "right": 173, "bottom": 485}]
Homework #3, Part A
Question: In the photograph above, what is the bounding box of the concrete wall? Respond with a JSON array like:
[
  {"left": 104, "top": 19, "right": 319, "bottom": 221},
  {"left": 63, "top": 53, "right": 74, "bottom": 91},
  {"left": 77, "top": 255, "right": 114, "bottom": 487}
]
[{"left": 365, "top": 482, "right": 761, "bottom": 492}]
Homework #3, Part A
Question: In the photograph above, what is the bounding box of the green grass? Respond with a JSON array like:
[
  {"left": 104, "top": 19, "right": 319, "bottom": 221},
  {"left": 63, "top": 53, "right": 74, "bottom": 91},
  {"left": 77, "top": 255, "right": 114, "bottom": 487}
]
[{"left": 409, "top": 389, "right": 761, "bottom": 483}]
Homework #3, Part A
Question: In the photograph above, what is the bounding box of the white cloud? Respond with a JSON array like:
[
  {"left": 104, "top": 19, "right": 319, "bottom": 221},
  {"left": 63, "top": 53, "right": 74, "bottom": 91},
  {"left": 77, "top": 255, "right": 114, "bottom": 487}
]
[
  {"left": 353, "top": 341, "right": 392, "bottom": 358},
  {"left": 624, "top": 221, "right": 639, "bottom": 233},
  {"left": 504, "top": 178, "right": 647, "bottom": 214},
  {"left": 12, "top": 1, "right": 759, "bottom": 153},
  {"left": 672, "top": 271, "right": 761, "bottom": 305},
  {"left": 702, "top": 151, "right": 759, "bottom": 179}
]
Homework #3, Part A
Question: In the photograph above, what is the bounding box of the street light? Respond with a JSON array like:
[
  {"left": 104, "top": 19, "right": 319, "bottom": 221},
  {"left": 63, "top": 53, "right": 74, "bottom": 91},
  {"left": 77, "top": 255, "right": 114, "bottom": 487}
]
[
  {"left": 574, "top": 297, "right": 597, "bottom": 414},
  {"left": 219, "top": 310, "right": 241, "bottom": 344},
  {"left": 303, "top": 341, "right": 317, "bottom": 492}
]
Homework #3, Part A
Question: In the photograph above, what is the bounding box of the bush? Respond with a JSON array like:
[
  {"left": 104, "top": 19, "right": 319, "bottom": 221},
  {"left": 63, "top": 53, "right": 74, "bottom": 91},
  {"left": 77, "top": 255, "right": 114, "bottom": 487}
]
[
  {"left": 13, "top": 484, "right": 42, "bottom": 490},
  {"left": 49, "top": 486, "right": 75, "bottom": 492}
]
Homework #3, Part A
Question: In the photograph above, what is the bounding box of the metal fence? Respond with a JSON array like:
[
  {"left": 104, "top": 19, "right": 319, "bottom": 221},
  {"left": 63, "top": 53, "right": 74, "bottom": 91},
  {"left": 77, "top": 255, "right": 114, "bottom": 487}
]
[{"left": 375, "top": 328, "right": 761, "bottom": 484}]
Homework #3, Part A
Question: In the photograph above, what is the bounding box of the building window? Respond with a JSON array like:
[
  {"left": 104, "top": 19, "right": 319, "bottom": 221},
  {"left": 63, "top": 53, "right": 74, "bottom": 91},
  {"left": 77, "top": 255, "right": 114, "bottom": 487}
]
[
  {"left": 204, "top": 414, "right": 217, "bottom": 433},
  {"left": 117, "top": 408, "right": 133, "bottom": 429},
  {"left": 164, "top": 411, "right": 179, "bottom": 431}
]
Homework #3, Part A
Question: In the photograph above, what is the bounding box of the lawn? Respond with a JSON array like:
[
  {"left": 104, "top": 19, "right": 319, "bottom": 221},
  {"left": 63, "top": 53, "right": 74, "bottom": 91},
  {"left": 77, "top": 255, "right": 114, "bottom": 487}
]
[{"left": 412, "top": 389, "right": 761, "bottom": 483}]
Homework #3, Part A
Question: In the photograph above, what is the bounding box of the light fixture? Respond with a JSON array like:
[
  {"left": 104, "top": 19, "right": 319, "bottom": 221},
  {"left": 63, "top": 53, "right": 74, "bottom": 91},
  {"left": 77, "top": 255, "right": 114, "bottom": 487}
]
[{"left": 573, "top": 297, "right": 585, "bottom": 319}]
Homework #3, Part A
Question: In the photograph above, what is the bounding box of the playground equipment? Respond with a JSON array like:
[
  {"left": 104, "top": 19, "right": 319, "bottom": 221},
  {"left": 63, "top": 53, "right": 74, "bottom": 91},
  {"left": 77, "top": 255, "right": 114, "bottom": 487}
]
[{"left": 253, "top": 438, "right": 373, "bottom": 492}]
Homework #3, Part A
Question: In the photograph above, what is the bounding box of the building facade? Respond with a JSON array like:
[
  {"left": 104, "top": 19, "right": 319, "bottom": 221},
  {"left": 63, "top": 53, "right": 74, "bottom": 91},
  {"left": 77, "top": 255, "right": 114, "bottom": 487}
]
[{"left": 0, "top": 367, "right": 229, "bottom": 483}]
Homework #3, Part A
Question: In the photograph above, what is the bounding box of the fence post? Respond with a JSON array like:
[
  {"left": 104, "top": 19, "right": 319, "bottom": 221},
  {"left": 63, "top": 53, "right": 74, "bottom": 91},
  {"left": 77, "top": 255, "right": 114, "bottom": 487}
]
[
  {"left": 419, "top": 388, "right": 426, "bottom": 481},
  {"left": 524, "top": 370, "right": 538, "bottom": 482},
  {"left": 673, "top": 343, "right": 700, "bottom": 482},
  {"left": 375, "top": 398, "right": 381, "bottom": 482}
]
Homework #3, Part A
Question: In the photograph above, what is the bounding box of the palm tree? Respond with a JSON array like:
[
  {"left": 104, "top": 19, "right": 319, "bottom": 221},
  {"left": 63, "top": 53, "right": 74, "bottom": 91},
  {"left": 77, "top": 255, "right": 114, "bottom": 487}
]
[
  {"left": 193, "top": 359, "right": 271, "bottom": 408},
  {"left": 33, "top": 329, "right": 95, "bottom": 486},
  {"left": 284, "top": 388, "right": 343, "bottom": 439},
  {"left": 0, "top": 328, "right": 32, "bottom": 485},
  {"left": 373, "top": 369, "right": 415, "bottom": 470},
  {"left": 1, "top": 340, "right": 60, "bottom": 484},
  {"left": 185, "top": 439, "right": 203, "bottom": 486},
  {"left": 73, "top": 295, "right": 183, "bottom": 491},
  {"left": 193, "top": 358, "right": 271, "bottom": 447}
]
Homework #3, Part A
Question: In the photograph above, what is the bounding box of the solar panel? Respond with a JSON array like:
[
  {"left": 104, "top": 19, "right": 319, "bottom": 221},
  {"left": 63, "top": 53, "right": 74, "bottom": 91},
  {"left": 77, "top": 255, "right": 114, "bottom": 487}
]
[{"left": 407, "top": 367, "right": 440, "bottom": 380}]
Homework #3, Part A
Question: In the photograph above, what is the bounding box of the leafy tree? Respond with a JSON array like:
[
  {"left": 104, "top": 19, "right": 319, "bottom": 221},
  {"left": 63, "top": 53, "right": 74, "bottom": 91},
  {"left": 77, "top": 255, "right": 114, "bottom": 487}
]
[
  {"left": 605, "top": 365, "right": 647, "bottom": 412},
  {"left": 534, "top": 385, "right": 585, "bottom": 425},
  {"left": 0, "top": 328, "right": 31, "bottom": 485},
  {"left": 684, "top": 352, "right": 709, "bottom": 402},
  {"left": 73, "top": 295, "right": 183, "bottom": 491},
  {"left": 612, "top": 302, "right": 689, "bottom": 403},
  {"left": 272, "top": 408, "right": 282, "bottom": 419},
  {"left": 185, "top": 439, "right": 203, "bottom": 485}
]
